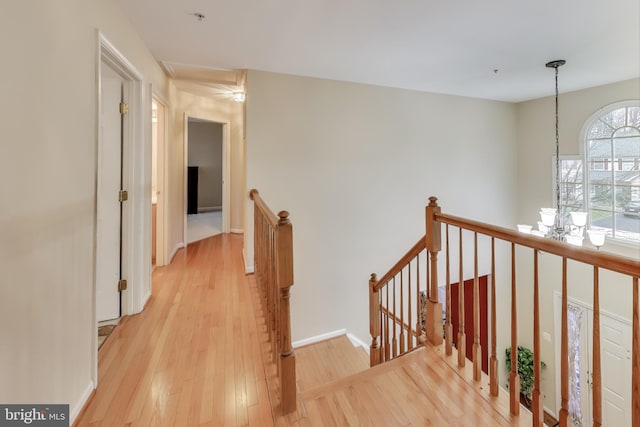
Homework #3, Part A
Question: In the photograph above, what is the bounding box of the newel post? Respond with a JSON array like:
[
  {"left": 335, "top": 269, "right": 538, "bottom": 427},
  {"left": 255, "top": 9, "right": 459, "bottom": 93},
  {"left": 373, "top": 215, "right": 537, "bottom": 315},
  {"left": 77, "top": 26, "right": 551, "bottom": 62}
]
[
  {"left": 369, "top": 274, "right": 381, "bottom": 367},
  {"left": 276, "top": 210, "right": 296, "bottom": 414},
  {"left": 425, "top": 197, "right": 443, "bottom": 346}
]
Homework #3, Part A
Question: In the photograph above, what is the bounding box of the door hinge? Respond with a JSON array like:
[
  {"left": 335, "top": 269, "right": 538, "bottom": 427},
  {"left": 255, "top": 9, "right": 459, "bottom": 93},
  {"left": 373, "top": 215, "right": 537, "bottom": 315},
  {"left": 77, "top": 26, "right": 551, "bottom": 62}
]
[
  {"left": 118, "top": 279, "right": 127, "bottom": 291},
  {"left": 119, "top": 102, "right": 129, "bottom": 115},
  {"left": 119, "top": 190, "right": 128, "bottom": 202}
]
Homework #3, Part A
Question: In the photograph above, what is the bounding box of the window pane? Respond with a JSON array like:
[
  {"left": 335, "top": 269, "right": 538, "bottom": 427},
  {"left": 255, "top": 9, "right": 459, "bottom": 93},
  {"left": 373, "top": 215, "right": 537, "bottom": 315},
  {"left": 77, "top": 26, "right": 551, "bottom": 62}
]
[
  {"left": 614, "top": 127, "right": 640, "bottom": 138},
  {"left": 590, "top": 184, "right": 613, "bottom": 210},
  {"left": 617, "top": 185, "right": 640, "bottom": 241},
  {"left": 589, "top": 139, "right": 612, "bottom": 160},
  {"left": 560, "top": 159, "right": 583, "bottom": 210},
  {"left": 588, "top": 120, "right": 613, "bottom": 139},
  {"left": 590, "top": 208, "right": 614, "bottom": 235},
  {"left": 628, "top": 106, "right": 640, "bottom": 128},
  {"left": 600, "top": 108, "right": 626, "bottom": 129}
]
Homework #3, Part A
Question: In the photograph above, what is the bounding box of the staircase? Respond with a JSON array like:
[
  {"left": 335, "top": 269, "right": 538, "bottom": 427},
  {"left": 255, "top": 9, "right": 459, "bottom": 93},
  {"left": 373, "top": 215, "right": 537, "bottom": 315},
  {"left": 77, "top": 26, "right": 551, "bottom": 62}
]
[
  {"left": 269, "top": 334, "right": 532, "bottom": 426},
  {"left": 250, "top": 191, "right": 640, "bottom": 426}
]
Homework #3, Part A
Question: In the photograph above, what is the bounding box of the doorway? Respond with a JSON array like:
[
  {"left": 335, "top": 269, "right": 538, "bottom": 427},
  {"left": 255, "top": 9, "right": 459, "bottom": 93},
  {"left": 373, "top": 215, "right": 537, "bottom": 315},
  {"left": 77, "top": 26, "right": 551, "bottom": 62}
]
[
  {"left": 96, "top": 62, "right": 125, "bottom": 322},
  {"left": 94, "top": 33, "right": 149, "bottom": 388},
  {"left": 183, "top": 114, "right": 230, "bottom": 244},
  {"left": 554, "top": 294, "right": 633, "bottom": 427},
  {"left": 151, "top": 97, "right": 167, "bottom": 267}
]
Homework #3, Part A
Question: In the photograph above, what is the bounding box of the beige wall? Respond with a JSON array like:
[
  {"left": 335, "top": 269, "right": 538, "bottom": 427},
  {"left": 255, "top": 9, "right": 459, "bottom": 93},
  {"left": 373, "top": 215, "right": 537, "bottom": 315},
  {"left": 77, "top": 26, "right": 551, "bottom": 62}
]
[
  {"left": 245, "top": 70, "right": 519, "bottom": 345},
  {"left": 188, "top": 121, "right": 223, "bottom": 209},
  {"left": 514, "top": 78, "right": 640, "bottom": 414},
  {"left": 0, "top": 0, "right": 169, "bottom": 421}
]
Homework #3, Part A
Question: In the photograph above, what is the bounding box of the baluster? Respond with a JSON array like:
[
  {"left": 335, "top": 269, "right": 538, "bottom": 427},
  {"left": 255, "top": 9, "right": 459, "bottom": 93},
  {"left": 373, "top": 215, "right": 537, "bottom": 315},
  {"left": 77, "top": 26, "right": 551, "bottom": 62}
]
[
  {"left": 400, "top": 270, "right": 406, "bottom": 354},
  {"left": 392, "top": 277, "right": 397, "bottom": 358},
  {"left": 445, "top": 225, "right": 453, "bottom": 356},
  {"left": 276, "top": 211, "right": 296, "bottom": 414},
  {"left": 417, "top": 256, "right": 423, "bottom": 344},
  {"left": 473, "top": 232, "right": 481, "bottom": 381},
  {"left": 385, "top": 284, "right": 390, "bottom": 361},
  {"left": 559, "top": 257, "right": 569, "bottom": 426},
  {"left": 380, "top": 304, "right": 385, "bottom": 363},
  {"left": 592, "top": 267, "right": 602, "bottom": 427},
  {"left": 489, "top": 237, "right": 498, "bottom": 396},
  {"left": 632, "top": 277, "right": 639, "bottom": 427},
  {"left": 509, "top": 243, "right": 520, "bottom": 416},
  {"left": 271, "top": 227, "right": 277, "bottom": 362},
  {"left": 369, "top": 274, "right": 381, "bottom": 366},
  {"left": 408, "top": 260, "right": 413, "bottom": 351},
  {"left": 425, "top": 197, "right": 442, "bottom": 345},
  {"left": 532, "top": 250, "right": 543, "bottom": 426},
  {"left": 458, "top": 227, "right": 466, "bottom": 368}
]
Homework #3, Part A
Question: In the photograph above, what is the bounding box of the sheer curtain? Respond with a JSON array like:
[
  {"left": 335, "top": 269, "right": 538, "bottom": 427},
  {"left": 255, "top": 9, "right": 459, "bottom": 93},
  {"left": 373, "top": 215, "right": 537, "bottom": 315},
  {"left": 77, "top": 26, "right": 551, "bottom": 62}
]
[{"left": 567, "top": 303, "right": 584, "bottom": 426}]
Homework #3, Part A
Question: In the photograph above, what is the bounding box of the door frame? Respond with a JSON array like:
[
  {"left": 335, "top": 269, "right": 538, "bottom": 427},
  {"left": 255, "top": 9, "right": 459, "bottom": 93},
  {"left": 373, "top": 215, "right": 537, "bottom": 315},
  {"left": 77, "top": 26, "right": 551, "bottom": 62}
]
[
  {"left": 94, "top": 32, "right": 149, "bottom": 386},
  {"left": 151, "top": 91, "right": 169, "bottom": 267},
  {"left": 183, "top": 112, "right": 231, "bottom": 245}
]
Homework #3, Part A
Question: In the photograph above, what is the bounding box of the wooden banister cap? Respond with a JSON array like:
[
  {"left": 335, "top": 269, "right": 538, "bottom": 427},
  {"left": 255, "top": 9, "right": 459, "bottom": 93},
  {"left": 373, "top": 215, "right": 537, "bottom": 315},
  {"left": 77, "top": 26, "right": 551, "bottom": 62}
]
[
  {"left": 249, "top": 189, "right": 259, "bottom": 200},
  {"left": 370, "top": 273, "right": 377, "bottom": 283},
  {"left": 278, "top": 211, "right": 290, "bottom": 225},
  {"left": 428, "top": 196, "right": 439, "bottom": 207}
]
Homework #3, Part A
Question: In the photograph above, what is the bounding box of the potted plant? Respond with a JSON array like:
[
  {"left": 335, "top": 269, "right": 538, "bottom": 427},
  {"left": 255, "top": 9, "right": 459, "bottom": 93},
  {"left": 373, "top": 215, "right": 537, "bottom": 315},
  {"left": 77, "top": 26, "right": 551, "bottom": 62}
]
[{"left": 505, "top": 346, "right": 546, "bottom": 407}]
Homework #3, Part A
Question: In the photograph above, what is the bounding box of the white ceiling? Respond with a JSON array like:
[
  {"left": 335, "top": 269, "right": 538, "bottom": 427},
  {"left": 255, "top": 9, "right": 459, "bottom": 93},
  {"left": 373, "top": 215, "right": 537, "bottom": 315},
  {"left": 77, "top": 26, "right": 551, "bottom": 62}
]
[{"left": 117, "top": 0, "right": 640, "bottom": 102}]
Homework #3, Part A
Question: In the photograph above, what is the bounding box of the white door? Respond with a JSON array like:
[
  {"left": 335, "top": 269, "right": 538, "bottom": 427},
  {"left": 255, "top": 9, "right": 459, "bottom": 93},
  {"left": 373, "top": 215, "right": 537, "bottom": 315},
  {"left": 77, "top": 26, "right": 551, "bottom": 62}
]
[
  {"left": 599, "top": 314, "right": 632, "bottom": 426},
  {"left": 556, "top": 296, "right": 633, "bottom": 427},
  {"left": 96, "top": 64, "right": 124, "bottom": 321}
]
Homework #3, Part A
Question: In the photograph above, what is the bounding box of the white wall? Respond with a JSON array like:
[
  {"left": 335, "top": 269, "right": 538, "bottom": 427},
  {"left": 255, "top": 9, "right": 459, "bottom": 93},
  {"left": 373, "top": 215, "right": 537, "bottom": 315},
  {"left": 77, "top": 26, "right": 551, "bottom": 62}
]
[
  {"left": 515, "top": 78, "right": 640, "bottom": 414},
  {"left": 245, "top": 70, "right": 519, "bottom": 345},
  {"left": 188, "top": 121, "right": 223, "bottom": 209},
  {"left": 0, "top": 0, "right": 168, "bottom": 420}
]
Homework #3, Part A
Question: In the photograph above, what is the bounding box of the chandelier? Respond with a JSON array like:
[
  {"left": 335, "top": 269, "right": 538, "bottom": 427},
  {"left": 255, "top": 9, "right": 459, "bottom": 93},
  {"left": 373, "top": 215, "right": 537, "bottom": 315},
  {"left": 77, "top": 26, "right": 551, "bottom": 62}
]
[{"left": 517, "top": 60, "right": 606, "bottom": 248}]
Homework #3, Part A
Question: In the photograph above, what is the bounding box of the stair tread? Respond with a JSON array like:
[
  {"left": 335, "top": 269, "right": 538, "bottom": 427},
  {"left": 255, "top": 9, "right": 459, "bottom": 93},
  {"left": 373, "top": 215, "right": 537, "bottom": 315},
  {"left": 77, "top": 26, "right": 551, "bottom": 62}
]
[
  {"left": 299, "top": 344, "right": 533, "bottom": 427},
  {"left": 295, "top": 335, "right": 370, "bottom": 393}
]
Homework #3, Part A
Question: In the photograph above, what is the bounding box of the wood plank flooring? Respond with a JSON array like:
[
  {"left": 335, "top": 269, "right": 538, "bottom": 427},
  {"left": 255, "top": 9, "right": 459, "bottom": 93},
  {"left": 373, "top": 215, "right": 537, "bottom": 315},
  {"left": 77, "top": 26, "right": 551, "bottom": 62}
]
[
  {"left": 75, "top": 233, "right": 535, "bottom": 426},
  {"left": 295, "top": 336, "right": 370, "bottom": 393},
  {"left": 297, "top": 345, "right": 533, "bottom": 427},
  {"left": 75, "top": 234, "right": 274, "bottom": 427}
]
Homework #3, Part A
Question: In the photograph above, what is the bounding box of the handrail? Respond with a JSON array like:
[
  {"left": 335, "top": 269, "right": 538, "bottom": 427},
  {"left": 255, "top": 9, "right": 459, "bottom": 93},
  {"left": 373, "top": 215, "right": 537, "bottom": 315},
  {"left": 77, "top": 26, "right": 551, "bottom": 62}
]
[
  {"left": 250, "top": 189, "right": 296, "bottom": 415},
  {"left": 374, "top": 235, "right": 426, "bottom": 291},
  {"left": 435, "top": 212, "right": 640, "bottom": 277},
  {"left": 250, "top": 188, "right": 279, "bottom": 228}
]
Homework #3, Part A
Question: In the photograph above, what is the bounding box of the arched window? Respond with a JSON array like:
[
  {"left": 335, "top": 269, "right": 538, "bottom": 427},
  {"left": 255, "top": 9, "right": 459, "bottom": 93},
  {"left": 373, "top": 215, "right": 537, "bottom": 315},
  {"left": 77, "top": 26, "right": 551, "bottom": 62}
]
[{"left": 584, "top": 102, "right": 640, "bottom": 243}]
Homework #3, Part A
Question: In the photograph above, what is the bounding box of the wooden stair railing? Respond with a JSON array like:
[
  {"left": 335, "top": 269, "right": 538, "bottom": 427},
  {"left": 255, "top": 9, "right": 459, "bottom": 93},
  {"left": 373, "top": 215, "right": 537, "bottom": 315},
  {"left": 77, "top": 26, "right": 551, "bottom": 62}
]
[
  {"left": 369, "top": 195, "right": 640, "bottom": 427},
  {"left": 369, "top": 236, "right": 428, "bottom": 366},
  {"left": 250, "top": 189, "right": 296, "bottom": 415}
]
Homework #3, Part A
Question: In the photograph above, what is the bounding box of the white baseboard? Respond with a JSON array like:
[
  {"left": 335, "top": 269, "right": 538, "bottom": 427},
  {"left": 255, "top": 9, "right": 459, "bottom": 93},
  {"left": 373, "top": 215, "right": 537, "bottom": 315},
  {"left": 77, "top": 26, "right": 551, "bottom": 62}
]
[
  {"left": 543, "top": 405, "right": 557, "bottom": 419},
  {"left": 243, "top": 249, "right": 254, "bottom": 274},
  {"left": 142, "top": 290, "right": 152, "bottom": 309},
  {"left": 169, "top": 242, "right": 184, "bottom": 263},
  {"left": 230, "top": 228, "right": 244, "bottom": 234},
  {"left": 70, "top": 381, "right": 94, "bottom": 425},
  {"left": 293, "top": 329, "right": 347, "bottom": 348},
  {"left": 346, "top": 333, "right": 370, "bottom": 354},
  {"left": 198, "top": 206, "right": 222, "bottom": 213}
]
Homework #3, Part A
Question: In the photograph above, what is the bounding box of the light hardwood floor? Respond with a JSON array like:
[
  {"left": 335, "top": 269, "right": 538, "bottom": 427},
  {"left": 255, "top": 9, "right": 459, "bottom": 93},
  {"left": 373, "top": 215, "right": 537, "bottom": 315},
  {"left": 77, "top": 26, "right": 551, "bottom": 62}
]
[
  {"left": 76, "top": 234, "right": 274, "bottom": 426},
  {"left": 76, "top": 233, "right": 533, "bottom": 426}
]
